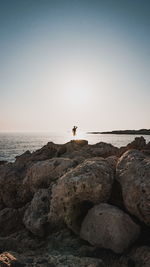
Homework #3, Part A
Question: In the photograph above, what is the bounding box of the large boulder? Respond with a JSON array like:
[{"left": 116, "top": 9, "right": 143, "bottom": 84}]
[
  {"left": 23, "top": 189, "right": 51, "bottom": 237},
  {"left": 49, "top": 158, "right": 114, "bottom": 233},
  {"left": 80, "top": 203, "right": 140, "bottom": 254},
  {"left": 23, "top": 157, "right": 77, "bottom": 194},
  {"left": 116, "top": 149, "right": 150, "bottom": 225}
]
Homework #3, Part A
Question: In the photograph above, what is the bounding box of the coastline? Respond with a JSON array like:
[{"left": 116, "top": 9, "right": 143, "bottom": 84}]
[
  {"left": 88, "top": 129, "right": 150, "bottom": 135},
  {"left": 0, "top": 137, "right": 150, "bottom": 266}
]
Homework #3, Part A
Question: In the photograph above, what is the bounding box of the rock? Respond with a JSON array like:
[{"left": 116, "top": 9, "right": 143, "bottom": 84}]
[
  {"left": 80, "top": 203, "right": 140, "bottom": 254},
  {"left": 129, "top": 246, "right": 150, "bottom": 267},
  {"left": 30, "top": 142, "right": 61, "bottom": 161},
  {"left": 106, "top": 155, "right": 118, "bottom": 170},
  {"left": 15, "top": 150, "right": 31, "bottom": 163},
  {"left": 0, "top": 252, "right": 104, "bottom": 267},
  {"left": 119, "top": 137, "right": 147, "bottom": 156},
  {"left": 0, "top": 208, "right": 23, "bottom": 237},
  {"left": 0, "top": 162, "right": 31, "bottom": 208},
  {"left": 116, "top": 149, "right": 150, "bottom": 225},
  {"left": 49, "top": 158, "right": 114, "bottom": 233},
  {"left": 146, "top": 142, "right": 150, "bottom": 150},
  {"left": 127, "top": 136, "right": 146, "bottom": 150},
  {"left": 23, "top": 157, "right": 77, "bottom": 193},
  {"left": 84, "top": 142, "right": 119, "bottom": 158},
  {"left": 0, "top": 161, "right": 7, "bottom": 166},
  {"left": 0, "top": 229, "right": 44, "bottom": 253},
  {"left": 23, "top": 189, "right": 51, "bottom": 237},
  {"left": 65, "top": 140, "right": 88, "bottom": 153},
  {"left": 47, "top": 254, "right": 104, "bottom": 267}
]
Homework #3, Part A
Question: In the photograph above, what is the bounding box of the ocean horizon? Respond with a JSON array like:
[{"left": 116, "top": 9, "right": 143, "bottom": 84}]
[{"left": 1, "top": 131, "right": 150, "bottom": 162}]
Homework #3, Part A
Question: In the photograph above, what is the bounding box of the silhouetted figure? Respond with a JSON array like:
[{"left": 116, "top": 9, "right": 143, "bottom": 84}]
[{"left": 72, "top": 126, "right": 78, "bottom": 136}]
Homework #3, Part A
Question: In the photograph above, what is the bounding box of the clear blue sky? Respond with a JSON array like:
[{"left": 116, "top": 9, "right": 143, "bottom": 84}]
[{"left": 0, "top": 0, "right": 150, "bottom": 132}]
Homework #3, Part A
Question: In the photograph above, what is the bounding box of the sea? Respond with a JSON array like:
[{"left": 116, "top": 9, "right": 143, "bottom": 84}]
[{"left": 0, "top": 131, "right": 150, "bottom": 162}]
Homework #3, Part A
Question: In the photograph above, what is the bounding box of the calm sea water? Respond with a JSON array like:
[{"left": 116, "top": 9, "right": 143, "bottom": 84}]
[{"left": 0, "top": 131, "right": 150, "bottom": 162}]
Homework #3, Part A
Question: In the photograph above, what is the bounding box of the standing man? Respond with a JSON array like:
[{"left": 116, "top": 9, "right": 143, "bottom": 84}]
[{"left": 72, "top": 126, "right": 78, "bottom": 136}]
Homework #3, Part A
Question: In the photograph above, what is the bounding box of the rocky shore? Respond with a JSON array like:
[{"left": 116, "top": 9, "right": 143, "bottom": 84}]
[
  {"left": 0, "top": 136, "right": 150, "bottom": 266},
  {"left": 88, "top": 129, "right": 150, "bottom": 135}
]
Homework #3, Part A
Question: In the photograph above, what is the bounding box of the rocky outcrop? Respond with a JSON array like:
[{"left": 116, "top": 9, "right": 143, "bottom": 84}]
[
  {"left": 117, "top": 149, "right": 150, "bottom": 226},
  {"left": 23, "top": 157, "right": 77, "bottom": 194},
  {"left": 49, "top": 158, "right": 114, "bottom": 233},
  {"left": 0, "top": 137, "right": 150, "bottom": 266},
  {"left": 80, "top": 203, "right": 140, "bottom": 253},
  {"left": 23, "top": 189, "right": 51, "bottom": 237}
]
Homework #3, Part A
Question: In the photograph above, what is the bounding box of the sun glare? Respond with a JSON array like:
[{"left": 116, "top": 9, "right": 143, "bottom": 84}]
[{"left": 61, "top": 74, "right": 92, "bottom": 109}]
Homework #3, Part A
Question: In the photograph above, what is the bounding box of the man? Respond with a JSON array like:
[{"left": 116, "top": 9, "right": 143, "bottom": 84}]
[{"left": 72, "top": 126, "right": 78, "bottom": 136}]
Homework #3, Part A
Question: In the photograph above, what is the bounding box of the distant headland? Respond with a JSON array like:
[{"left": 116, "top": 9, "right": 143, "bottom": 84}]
[{"left": 88, "top": 129, "right": 150, "bottom": 135}]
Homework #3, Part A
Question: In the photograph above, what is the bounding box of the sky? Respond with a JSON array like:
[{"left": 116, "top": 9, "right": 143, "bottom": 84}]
[{"left": 0, "top": 0, "right": 150, "bottom": 132}]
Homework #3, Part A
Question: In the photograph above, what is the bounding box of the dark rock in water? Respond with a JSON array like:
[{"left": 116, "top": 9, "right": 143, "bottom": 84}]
[
  {"left": 117, "top": 149, "right": 150, "bottom": 226},
  {"left": 23, "top": 157, "right": 77, "bottom": 194},
  {"left": 0, "top": 161, "right": 7, "bottom": 166},
  {"left": 80, "top": 203, "right": 140, "bottom": 254},
  {"left": 49, "top": 158, "right": 114, "bottom": 233},
  {"left": 23, "top": 189, "right": 51, "bottom": 237}
]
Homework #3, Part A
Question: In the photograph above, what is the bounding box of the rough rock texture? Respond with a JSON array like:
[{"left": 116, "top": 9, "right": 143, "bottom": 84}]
[
  {"left": 80, "top": 203, "right": 140, "bottom": 253},
  {"left": 23, "top": 157, "right": 77, "bottom": 193},
  {"left": 1, "top": 137, "right": 150, "bottom": 266},
  {"left": 106, "top": 155, "right": 118, "bottom": 170},
  {"left": 0, "top": 208, "right": 23, "bottom": 237},
  {"left": 0, "top": 252, "right": 104, "bottom": 267},
  {"left": 0, "top": 229, "right": 44, "bottom": 253},
  {"left": 130, "top": 246, "right": 150, "bottom": 267},
  {"left": 116, "top": 149, "right": 150, "bottom": 225},
  {"left": 30, "top": 142, "right": 60, "bottom": 161},
  {"left": 23, "top": 189, "right": 51, "bottom": 237},
  {"left": 127, "top": 136, "right": 146, "bottom": 150},
  {"left": 84, "top": 142, "right": 119, "bottom": 158},
  {"left": 0, "top": 162, "right": 31, "bottom": 208},
  {"left": 119, "top": 136, "right": 147, "bottom": 156},
  {"left": 49, "top": 158, "right": 114, "bottom": 233}
]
